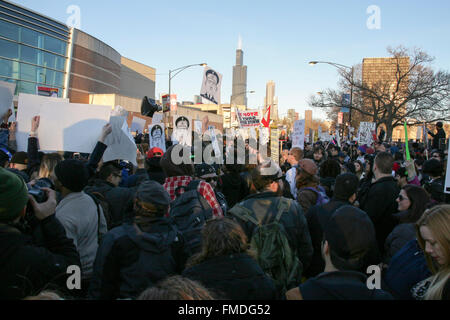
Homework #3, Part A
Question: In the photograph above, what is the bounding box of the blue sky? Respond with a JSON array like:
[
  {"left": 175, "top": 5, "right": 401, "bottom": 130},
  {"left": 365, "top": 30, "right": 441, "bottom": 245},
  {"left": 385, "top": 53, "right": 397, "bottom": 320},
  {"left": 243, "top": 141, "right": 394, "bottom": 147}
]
[{"left": 14, "top": 0, "right": 450, "bottom": 120}]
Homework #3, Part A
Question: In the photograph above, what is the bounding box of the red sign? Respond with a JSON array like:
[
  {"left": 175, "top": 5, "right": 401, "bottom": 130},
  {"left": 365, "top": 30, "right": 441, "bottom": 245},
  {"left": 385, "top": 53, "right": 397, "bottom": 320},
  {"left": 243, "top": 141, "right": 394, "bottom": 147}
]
[{"left": 337, "top": 112, "right": 343, "bottom": 125}]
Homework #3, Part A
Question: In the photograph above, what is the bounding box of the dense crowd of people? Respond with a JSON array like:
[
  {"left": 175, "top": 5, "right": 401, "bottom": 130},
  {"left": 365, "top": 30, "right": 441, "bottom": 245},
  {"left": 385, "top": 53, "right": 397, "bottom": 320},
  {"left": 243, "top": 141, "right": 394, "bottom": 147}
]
[{"left": 0, "top": 110, "right": 449, "bottom": 300}]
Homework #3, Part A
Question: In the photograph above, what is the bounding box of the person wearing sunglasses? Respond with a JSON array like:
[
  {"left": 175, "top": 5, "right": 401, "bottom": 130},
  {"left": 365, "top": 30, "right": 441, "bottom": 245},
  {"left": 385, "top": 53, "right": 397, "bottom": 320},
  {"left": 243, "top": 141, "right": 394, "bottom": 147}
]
[
  {"left": 384, "top": 185, "right": 431, "bottom": 263},
  {"left": 195, "top": 163, "right": 228, "bottom": 214}
]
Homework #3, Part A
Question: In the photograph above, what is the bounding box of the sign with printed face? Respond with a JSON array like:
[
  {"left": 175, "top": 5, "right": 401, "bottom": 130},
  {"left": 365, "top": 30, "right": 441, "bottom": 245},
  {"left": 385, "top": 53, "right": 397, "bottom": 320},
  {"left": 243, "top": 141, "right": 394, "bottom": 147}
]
[
  {"left": 291, "top": 120, "right": 305, "bottom": 149},
  {"left": 237, "top": 109, "right": 260, "bottom": 127},
  {"left": 200, "top": 66, "right": 222, "bottom": 105},
  {"left": 149, "top": 123, "right": 166, "bottom": 152},
  {"left": 172, "top": 115, "right": 192, "bottom": 146}
]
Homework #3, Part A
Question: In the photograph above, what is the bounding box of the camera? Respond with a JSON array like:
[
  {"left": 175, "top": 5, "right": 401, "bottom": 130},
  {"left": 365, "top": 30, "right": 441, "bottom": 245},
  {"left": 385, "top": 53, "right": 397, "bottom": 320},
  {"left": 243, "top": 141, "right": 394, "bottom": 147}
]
[
  {"left": 141, "top": 96, "right": 162, "bottom": 117},
  {"left": 27, "top": 178, "right": 54, "bottom": 203}
]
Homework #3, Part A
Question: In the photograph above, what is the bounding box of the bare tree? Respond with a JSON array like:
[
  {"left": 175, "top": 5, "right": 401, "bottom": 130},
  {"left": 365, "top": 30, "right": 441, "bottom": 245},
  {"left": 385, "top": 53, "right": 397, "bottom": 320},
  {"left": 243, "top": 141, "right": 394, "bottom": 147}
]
[{"left": 309, "top": 46, "right": 450, "bottom": 141}]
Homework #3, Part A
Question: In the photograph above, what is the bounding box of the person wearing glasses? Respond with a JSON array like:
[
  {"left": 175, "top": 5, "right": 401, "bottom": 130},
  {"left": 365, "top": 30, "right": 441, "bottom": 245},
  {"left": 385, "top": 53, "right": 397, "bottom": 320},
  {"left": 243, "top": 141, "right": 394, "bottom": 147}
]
[
  {"left": 195, "top": 163, "right": 228, "bottom": 214},
  {"left": 384, "top": 185, "right": 431, "bottom": 263}
]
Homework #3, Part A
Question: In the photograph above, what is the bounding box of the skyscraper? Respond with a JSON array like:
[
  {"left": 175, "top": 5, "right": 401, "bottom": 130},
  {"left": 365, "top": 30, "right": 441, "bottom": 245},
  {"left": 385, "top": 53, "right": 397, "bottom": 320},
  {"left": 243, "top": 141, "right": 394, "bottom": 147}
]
[
  {"left": 264, "top": 81, "right": 278, "bottom": 121},
  {"left": 231, "top": 37, "right": 248, "bottom": 107}
]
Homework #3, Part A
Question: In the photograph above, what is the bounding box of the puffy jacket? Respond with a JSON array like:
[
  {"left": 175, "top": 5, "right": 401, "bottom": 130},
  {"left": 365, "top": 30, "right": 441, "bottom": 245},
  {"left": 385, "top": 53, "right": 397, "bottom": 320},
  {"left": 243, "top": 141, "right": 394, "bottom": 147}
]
[
  {"left": 229, "top": 192, "right": 313, "bottom": 271},
  {"left": 88, "top": 218, "right": 180, "bottom": 300},
  {"left": 384, "top": 210, "right": 417, "bottom": 264},
  {"left": 183, "top": 253, "right": 277, "bottom": 300},
  {"left": 0, "top": 215, "right": 81, "bottom": 300}
]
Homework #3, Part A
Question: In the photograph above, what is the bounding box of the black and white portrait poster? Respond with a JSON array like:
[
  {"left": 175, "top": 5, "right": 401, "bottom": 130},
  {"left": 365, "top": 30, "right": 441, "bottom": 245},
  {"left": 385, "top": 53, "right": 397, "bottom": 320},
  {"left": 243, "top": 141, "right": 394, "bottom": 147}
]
[
  {"left": 200, "top": 66, "right": 222, "bottom": 105},
  {"left": 172, "top": 115, "right": 192, "bottom": 146},
  {"left": 149, "top": 123, "right": 166, "bottom": 152}
]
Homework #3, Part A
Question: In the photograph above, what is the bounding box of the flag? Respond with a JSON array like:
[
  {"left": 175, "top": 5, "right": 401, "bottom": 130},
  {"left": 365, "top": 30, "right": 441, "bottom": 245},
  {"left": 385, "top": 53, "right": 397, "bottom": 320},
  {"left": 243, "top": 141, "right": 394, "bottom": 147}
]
[{"left": 261, "top": 105, "right": 271, "bottom": 128}]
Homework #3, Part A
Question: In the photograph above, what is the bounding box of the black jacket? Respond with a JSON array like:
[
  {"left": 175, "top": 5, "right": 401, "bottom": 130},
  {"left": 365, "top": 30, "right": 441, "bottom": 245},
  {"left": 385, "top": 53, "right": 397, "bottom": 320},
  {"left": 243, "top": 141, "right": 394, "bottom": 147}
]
[
  {"left": 229, "top": 192, "right": 313, "bottom": 271},
  {"left": 359, "top": 176, "right": 400, "bottom": 254},
  {"left": 303, "top": 199, "right": 350, "bottom": 278},
  {"left": 84, "top": 179, "right": 134, "bottom": 229},
  {"left": 145, "top": 157, "right": 166, "bottom": 185},
  {"left": 0, "top": 215, "right": 81, "bottom": 300},
  {"left": 183, "top": 253, "right": 277, "bottom": 300},
  {"left": 384, "top": 210, "right": 416, "bottom": 264},
  {"left": 220, "top": 172, "right": 249, "bottom": 208},
  {"left": 300, "top": 271, "right": 393, "bottom": 300},
  {"left": 88, "top": 218, "right": 180, "bottom": 300},
  {"left": 428, "top": 128, "right": 446, "bottom": 151}
]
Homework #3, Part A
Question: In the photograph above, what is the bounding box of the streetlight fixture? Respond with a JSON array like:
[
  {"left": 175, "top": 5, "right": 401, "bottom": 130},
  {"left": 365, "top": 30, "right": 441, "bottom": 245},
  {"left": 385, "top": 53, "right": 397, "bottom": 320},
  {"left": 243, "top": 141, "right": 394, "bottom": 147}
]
[
  {"left": 168, "top": 63, "right": 207, "bottom": 99},
  {"left": 309, "top": 60, "right": 354, "bottom": 138}
]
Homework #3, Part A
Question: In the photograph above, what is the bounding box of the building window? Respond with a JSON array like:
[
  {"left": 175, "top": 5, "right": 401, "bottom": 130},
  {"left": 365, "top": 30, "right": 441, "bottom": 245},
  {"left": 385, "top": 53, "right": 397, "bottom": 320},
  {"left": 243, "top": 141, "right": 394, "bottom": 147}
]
[
  {"left": 20, "top": 44, "right": 38, "bottom": 64},
  {"left": 43, "top": 34, "right": 66, "bottom": 55},
  {"left": 0, "top": 38, "right": 19, "bottom": 59},
  {"left": 20, "top": 26, "right": 40, "bottom": 47},
  {"left": 0, "top": 19, "right": 19, "bottom": 41}
]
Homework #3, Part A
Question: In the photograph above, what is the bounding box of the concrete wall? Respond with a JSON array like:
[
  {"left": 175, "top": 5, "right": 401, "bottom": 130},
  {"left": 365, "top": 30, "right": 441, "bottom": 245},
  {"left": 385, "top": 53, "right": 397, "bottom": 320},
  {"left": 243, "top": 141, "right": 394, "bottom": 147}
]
[{"left": 120, "top": 57, "right": 156, "bottom": 100}]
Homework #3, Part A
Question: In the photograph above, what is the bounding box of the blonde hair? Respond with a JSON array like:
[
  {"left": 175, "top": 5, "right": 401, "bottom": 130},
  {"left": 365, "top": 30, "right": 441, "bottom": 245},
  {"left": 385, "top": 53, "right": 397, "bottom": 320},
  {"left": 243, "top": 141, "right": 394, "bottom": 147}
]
[
  {"left": 38, "top": 153, "right": 63, "bottom": 178},
  {"left": 416, "top": 204, "right": 450, "bottom": 300}
]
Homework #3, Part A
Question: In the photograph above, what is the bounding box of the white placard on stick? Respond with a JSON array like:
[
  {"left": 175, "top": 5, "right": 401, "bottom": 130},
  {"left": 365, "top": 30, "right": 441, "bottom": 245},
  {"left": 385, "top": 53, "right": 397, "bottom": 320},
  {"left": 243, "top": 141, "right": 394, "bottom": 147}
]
[
  {"left": 130, "top": 116, "right": 146, "bottom": 133},
  {"left": 103, "top": 115, "right": 137, "bottom": 166},
  {"left": 0, "top": 81, "right": 15, "bottom": 119},
  {"left": 149, "top": 123, "right": 166, "bottom": 152},
  {"left": 172, "top": 115, "right": 192, "bottom": 146},
  {"left": 259, "top": 127, "right": 270, "bottom": 145},
  {"left": 38, "top": 102, "right": 111, "bottom": 153},
  {"left": 16, "top": 93, "right": 69, "bottom": 152},
  {"left": 151, "top": 112, "right": 163, "bottom": 124},
  {"left": 291, "top": 120, "right": 305, "bottom": 149},
  {"left": 358, "top": 122, "right": 376, "bottom": 146}
]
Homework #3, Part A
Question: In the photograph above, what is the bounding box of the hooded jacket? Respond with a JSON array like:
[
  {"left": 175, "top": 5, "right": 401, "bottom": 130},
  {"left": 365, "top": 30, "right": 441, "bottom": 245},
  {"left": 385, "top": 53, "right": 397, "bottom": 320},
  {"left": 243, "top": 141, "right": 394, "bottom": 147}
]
[
  {"left": 0, "top": 215, "right": 80, "bottom": 300},
  {"left": 88, "top": 218, "right": 179, "bottom": 300},
  {"left": 300, "top": 270, "right": 393, "bottom": 300}
]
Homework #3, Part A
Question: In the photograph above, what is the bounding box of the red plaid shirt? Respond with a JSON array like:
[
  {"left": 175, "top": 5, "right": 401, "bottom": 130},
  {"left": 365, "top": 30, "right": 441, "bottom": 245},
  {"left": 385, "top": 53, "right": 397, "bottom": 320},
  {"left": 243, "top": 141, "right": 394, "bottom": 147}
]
[{"left": 163, "top": 176, "right": 223, "bottom": 218}]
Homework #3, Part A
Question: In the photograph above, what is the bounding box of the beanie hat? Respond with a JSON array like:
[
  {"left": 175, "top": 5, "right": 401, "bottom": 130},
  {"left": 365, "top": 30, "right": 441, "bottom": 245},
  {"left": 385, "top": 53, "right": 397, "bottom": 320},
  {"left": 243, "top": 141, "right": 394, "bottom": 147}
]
[
  {"left": 54, "top": 160, "right": 89, "bottom": 192},
  {"left": 146, "top": 147, "right": 164, "bottom": 159},
  {"left": 333, "top": 173, "right": 359, "bottom": 201},
  {"left": 136, "top": 180, "right": 170, "bottom": 215},
  {"left": 0, "top": 168, "right": 28, "bottom": 222},
  {"left": 324, "top": 205, "right": 377, "bottom": 271},
  {"left": 298, "top": 159, "right": 318, "bottom": 176},
  {"left": 358, "top": 145, "right": 367, "bottom": 154}
]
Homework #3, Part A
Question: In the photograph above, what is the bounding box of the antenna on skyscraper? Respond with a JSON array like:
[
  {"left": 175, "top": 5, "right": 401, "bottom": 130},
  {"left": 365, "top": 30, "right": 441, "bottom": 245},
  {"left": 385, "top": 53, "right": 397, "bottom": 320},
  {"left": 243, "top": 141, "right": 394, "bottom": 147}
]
[{"left": 238, "top": 34, "right": 242, "bottom": 50}]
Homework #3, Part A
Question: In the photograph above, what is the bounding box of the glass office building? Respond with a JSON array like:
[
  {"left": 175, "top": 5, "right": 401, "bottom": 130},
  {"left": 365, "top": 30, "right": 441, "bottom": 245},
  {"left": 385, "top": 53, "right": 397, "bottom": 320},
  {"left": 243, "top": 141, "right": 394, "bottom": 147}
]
[{"left": 0, "top": 0, "right": 69, "bottom": 97}]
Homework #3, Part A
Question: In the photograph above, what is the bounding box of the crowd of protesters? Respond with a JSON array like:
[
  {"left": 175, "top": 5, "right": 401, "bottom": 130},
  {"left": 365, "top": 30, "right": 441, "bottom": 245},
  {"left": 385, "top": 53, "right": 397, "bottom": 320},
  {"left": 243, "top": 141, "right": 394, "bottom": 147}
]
[{"left": 0, "top": 108, "right": 449, "bottom": 301}]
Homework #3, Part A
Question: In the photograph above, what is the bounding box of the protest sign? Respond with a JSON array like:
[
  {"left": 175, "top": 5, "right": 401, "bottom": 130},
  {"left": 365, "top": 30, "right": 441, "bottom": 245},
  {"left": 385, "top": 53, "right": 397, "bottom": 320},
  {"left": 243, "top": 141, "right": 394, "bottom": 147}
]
[
  {"left": 16, "top": 93, "right": 69, "bottom": 152},
  {"left": 291, "top": 120, "right": 305, "bottom": 149},
  {"left": 209, "top": 126, "right": 222, "bottom": 159},
  {"left": 249, "top": 127, "right": 257, "bottom": 141},
  {"left": 38, "top": 102, "right": 111, "bottom": 153},
  {"left": 151, "top": 112, "right": 163, "bottom": 124},
  {"left": 358, "top": 122, "right": 376, "bottom": 145},
  {"left": 149, "top": 123, "right": 166, "bottom": 152},
  {"left": 194, "top": 120, "right": 202, "bottom": 136},
  {"left": 130, "top": 116, "right": 146, "bottom": 133},
  {"left": 259, "top": 127, "right": 270, "bottom": 145},
  {"left": 237, "top": 109, "right": 260, "bottom": 128},
  {"left": 200, "top": 66, "right": 222, "bottom": 105},
  {"left": 318, "top": 126, "right": 322, "bottom": 140},
  {"left": 103, "top": 114, "right": 138, "bottom": 166},
  {"left": 172, "top": 115, "right": 192, "bottom": 146},
  {"left": 0, "top": 81, "right": 15, "bottom": 119},
  {"left": 270, "top": 128, "right": 279, "bottom": 164}
]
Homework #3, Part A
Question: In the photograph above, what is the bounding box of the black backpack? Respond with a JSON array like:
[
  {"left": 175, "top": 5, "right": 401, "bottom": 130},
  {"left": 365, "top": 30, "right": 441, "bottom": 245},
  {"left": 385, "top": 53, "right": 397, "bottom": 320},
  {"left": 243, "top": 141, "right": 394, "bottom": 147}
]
[{"left": 169, "top": 180, "right": 213, "bottom": 263}]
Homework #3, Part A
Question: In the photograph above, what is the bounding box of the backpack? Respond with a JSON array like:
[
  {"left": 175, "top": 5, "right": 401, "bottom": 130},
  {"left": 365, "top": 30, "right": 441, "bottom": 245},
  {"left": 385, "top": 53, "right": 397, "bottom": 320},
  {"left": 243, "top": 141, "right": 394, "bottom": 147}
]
[
  {"left": 86, "top": 191, "right": 113, "bottom": 230},
  {"left": 169, "top": 180, "right": 213, "bottom": 263},
  {"left": 228, "top": 198, "right": 303, "bottom": 295},
  {"left": 299, "top": 186, "right": 330, "bottom": 205}
]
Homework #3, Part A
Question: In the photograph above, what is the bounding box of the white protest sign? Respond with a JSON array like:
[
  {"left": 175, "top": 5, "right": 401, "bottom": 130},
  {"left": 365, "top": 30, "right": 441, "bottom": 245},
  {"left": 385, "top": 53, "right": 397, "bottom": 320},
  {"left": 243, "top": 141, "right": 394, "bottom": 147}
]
[
  {"left": 38, "top": 102, "right": 111, "bottom": 153},
  {"left": 249, "top": 127, "right": 257, "bottom": 141},
  {"left": 149, "top": 123, "right": 166, "bottom": 152},
  {"left": 237, "top": 109, "right": 260, "bottom": 128},
  {"left": 103, "top": 114, "right": 138, "bottom": 166},
  {"left": 194, "top": 120, "right": 202, "bottom": 136},
  {"left": 416, "top": 126, "right": 422, "bottom": 141},
  {"left": 172, "top": 115, "right": 192, "bottom": 146},
  {"left": 209, "top": 126, "right": 222, "bottom": 158},
  {"left": 16, "top": 93, "right": 69, "bottom": 151},
  {"left": 291, "top": 120, "right": 305, "bottom": 149},
  {"left": 445, "top": 141, "right": 450, "bottom": 194},
  {"left": 358, "top": 122, "right": 376, "bottom": 145},
  {"left": 318, "top": 126, "right": 322, "bottom": 140},
  {"left": 237, "top": 128, "right": 249, "bottom": 140},
  {"left": 270, "top": 128, "right": 279, "bottom": 164},
  {"left": 259, "top": 127, "right": 270, "bottom": 145},
  {"left": 151, "top": 112, "right": 163, "bottom": 124},
  {"left": 335, "top": 129, "right": 341, "bottom": 147},
  {"left": 130, "top": 116, "right": 146, "bottom": 133},
  {"left": 0, "top": 81, "right": 15, "bottom": 119}
]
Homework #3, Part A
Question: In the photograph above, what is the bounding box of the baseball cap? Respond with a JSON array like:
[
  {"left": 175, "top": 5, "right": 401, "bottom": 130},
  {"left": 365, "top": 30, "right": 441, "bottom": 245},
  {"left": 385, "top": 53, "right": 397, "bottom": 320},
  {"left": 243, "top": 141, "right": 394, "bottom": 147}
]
[
  {"left": 147, "top": 147, "right": 164, "bottom": 159},
  {"left": 324, "top": 205, "right": 377, "bottom": 271},
  {"left": 298, "top": 159, "right": 318, "bottom": 176}
]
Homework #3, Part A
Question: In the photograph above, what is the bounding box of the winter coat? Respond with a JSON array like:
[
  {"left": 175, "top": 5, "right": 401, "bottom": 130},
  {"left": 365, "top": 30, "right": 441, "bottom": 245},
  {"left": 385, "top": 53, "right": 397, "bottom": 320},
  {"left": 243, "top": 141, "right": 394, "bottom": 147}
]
[
  {"left": 359, "top": 176, "right": 400, "bottom": 254},
  {"left": 428, "top": 128, "right": 446, "bottom": 151},
  {"left": 220, "top": 172, "right": 249, "bottom": 208},
  {"left": 145, "top": 157, "right": 166, "bottom": 185},
  {"left": 84, "top": 179, "right": 134, "bottom": 229},
  {"left": 0, "top": 215, "right": 81, "bottom": 299},
  {"left": 183, "top": 253, "right": 277, "bottom": 300},
  {"left": 229, "top": 192, "right": 313, "bottom": 271},
  {"left": 88, "top": 218, "right": 180, "bottom": 300},
  {"left": 384, "top": 210, "right": 417, "bottom": 264},
  {"left": 300, "top": 271, "right": 393, "bottom": 300}
]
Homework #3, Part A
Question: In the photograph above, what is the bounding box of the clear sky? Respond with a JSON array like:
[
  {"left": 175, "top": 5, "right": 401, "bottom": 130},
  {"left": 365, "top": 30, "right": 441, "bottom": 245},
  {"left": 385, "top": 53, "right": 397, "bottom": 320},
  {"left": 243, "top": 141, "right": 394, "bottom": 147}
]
[{"left": 14, "top": 0, "right": 450, "bottom": 120}]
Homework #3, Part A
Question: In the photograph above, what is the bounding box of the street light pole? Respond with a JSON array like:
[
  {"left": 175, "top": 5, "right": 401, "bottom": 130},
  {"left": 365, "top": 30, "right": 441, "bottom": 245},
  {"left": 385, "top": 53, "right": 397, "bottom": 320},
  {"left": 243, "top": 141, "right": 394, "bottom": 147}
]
[{"left": 309, "top": 60, "right": 354, "bottom": 139}]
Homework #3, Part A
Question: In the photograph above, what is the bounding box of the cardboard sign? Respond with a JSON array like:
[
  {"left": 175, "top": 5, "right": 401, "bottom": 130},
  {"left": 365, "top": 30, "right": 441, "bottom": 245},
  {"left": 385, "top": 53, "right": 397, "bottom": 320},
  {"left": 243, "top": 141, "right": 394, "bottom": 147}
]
[
  {"left": 149, "top": 123, "right": 166, "bottom": 152},
  {"left": 237, "top": 109, "right": 260, "bottom": 128},
  {"left": 16, "top": 93, "right": 69, "bottom": 152},
  {"left": 291, "top": 120, "right": 305, "bottom": 149},
  {"left": 38, "top": 102, "right": 111, "bottom": 153}
]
